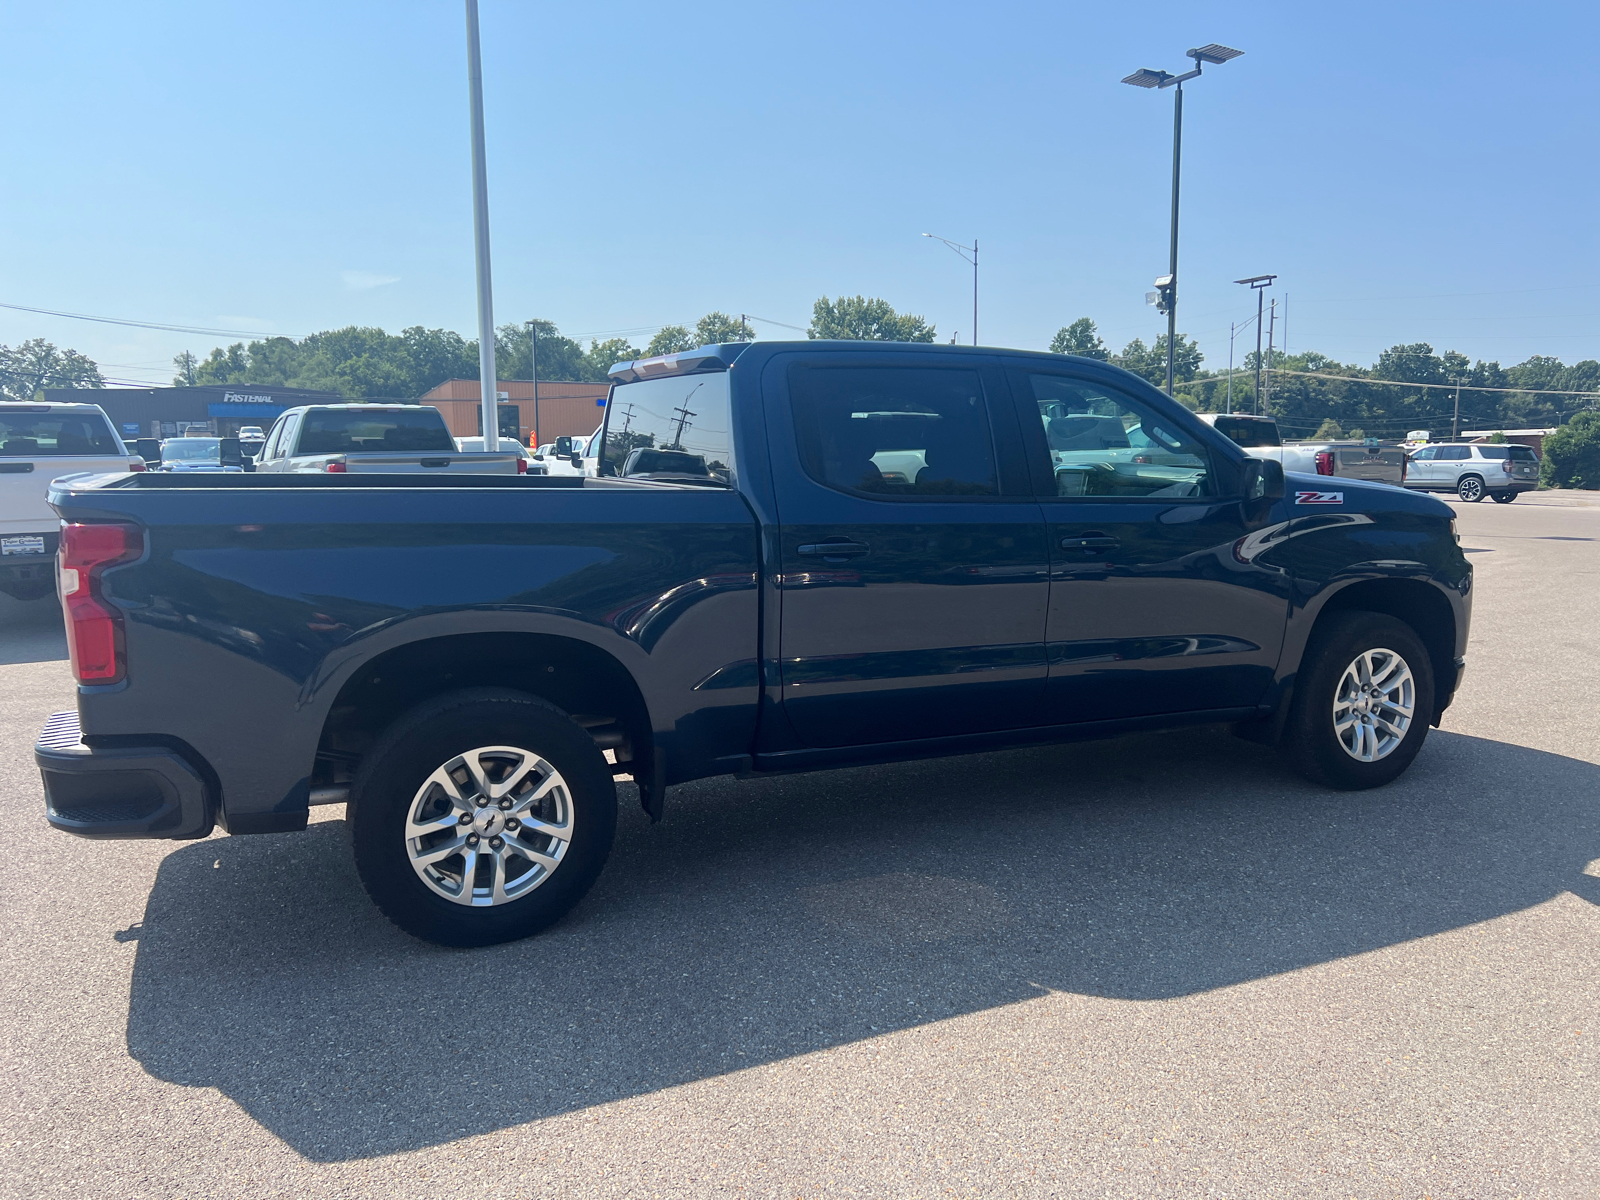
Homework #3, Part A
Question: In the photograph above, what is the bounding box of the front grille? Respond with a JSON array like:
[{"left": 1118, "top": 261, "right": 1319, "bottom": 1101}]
[{"left": 50, "top": 800, "right": 164, "bottom": 824}]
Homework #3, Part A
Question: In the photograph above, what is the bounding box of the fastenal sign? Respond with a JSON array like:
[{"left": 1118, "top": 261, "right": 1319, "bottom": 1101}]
[{"left": 209, "top": 391, "right": 285, "bottom": 417}]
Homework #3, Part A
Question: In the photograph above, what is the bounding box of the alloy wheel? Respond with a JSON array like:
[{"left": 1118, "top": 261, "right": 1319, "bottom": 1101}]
[
  {"left": 403, "top": 746, "right": 574, "bottom": 906},
  {"left": 1331, "top": 648, "right": 1414, "bottom": 762}
]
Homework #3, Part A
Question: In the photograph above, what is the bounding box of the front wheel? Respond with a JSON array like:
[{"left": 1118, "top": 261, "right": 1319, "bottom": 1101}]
[
  {"left": 1285, "top": 611, "right": 1434, "bottom": 790},
  {"left": 1491, "top": 490, "right": 1517, "bottom": 504},
  {"left": 1457, "top": 474, "right": 1485, "bottom": 502},
  {"left": 350, "top": 688, "right": 617, "bottom": 947}
]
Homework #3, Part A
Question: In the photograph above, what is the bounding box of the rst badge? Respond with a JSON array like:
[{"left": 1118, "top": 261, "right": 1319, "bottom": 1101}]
[{"left": 1295, "top": 490, "right": 1344, "bottom": 505}]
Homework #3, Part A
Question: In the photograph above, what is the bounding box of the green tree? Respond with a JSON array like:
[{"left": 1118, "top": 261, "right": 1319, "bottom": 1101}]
[
  {"left": 172, "top": 350, "right": 199, "bottom": 386},
  {"left": 1540, "top": 411, "right": 1600, "bottom": 489},
  {"left": 0, "top": 339, "right": 104, "bottom": 400},
  {"left": 1313, "top": 418, "right": 1344, "bottom": 440},
  {"left": 694, "top": 311, "right": 753, "bottom": 344},
  {"left": 1049, "top": 318, "right": 1110, "bottom": 360},
  {"left": 583, "top": 337, "right": 642, "bottom": 381},
  {"left": 808, "top": 295, "right": 936, "bottom": 342},
  {"left": 646, "top": 325, "right": 695, "bottom": 357},
  {"left": 1115, "top": 333, "right": 1202, "bottom": 388},
  {"left": 496, "top": 320, "right": 587, "bottom": 383}
]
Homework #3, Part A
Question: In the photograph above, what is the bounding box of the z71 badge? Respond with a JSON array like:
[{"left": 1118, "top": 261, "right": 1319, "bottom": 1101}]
[{"left": 1295, "top": 490, "right": 1344, "bottom": 505}]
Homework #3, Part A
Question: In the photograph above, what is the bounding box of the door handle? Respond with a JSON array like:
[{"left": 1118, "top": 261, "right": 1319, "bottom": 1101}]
[
  {"left": 1060, "top": 534, "right": 1119, "bottom": 553},
  {"left": 798, "top": 540, "right": 870, "bottom": 560}
]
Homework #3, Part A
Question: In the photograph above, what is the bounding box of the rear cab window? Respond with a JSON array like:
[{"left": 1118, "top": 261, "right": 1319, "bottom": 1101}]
[
  {"left": 0, "top": 409, "right": 121, "bottom": 456},
  {"left": 601, "top": 373, "right": 734, "bottom": 485},
  {"left": 296, "top": 408, "right": 454, "bottom": 455},
  {"left": 1210, "top": 416, "right": 1281, "bottom": 448}
]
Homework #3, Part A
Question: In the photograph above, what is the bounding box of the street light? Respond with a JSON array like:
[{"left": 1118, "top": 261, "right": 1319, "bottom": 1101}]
[
  {"left": 1123, "top": 43, "right": 1244, "bottom": 396},
  {"left": 1234, "top": 274, "right": 1275, "bottom": 415},
  {"left": 922, "top": 233, "right": 978, "bottom": 346},
  {"left": 464, "top": 0, "right": 498, "bottom": 451}
]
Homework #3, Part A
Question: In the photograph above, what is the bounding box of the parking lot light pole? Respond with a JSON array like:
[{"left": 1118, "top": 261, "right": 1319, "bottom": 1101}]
[
  {"left": 1234, "top": 274, "right": 1275, "bottom": 415},
  {"left": 465, "top": 0, "right": 498, "bottom": 452},
  {"left": 1124, "top": 44, "right": 1244, "bottom": 396},
  {"left": 922, "top": 233, "right": 978, "bottom": 346}
]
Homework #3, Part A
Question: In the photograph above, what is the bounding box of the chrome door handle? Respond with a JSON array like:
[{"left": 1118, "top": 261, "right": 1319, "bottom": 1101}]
[{"left": 798, "top": 541, "right": 869, "bottom": 560}]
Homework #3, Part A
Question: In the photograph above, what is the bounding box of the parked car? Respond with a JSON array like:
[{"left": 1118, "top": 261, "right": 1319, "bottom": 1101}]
[
  {"left": 1402, "top": 442, "right": 1539, "bottom": 502},
  {"left": 532, "top": 431, "right": 600, "bottom": 477},
  {"left": 34, "top": 341, "right": 1471, "bottom": 948},
  {"left": 1198, "top": 414, "right": 1407, "bottom": 486},
  {"left": 0, "top": 401, "right": 144, "bottom": 601},
  {"left": 252, "top": 404, "right": 527, "bottom": 475},
  {"left": 454, "top": 437, "right": 547, "bottom": 474},
  {"left": 154, "top": 437, "right": 245, "bottom": 473}
]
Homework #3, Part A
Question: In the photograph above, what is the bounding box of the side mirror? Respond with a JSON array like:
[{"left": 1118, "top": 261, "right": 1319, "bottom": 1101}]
[
  {"left": 554, "top": 436, "right": 574, "bottom": 457},
  {"left": 240, "top": 454, "right": 256, "bottom": 473},
  {"left": 220, "top": 437, "right": 243, "bottom": 467},
  {"left": 568, "top": 452, "right": 584, "bottom": 467},
  {"left": 1242, "top": 458, "right": 1284, "bottom": 504}
]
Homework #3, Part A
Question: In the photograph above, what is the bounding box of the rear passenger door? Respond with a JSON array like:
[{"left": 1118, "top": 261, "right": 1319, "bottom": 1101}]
[{"left": 764, "top": 353, "right": 1049, "bottom": 748}]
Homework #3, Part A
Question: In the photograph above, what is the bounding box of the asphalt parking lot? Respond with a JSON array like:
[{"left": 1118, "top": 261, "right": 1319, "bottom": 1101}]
[{"left": 2, "top": 492, "right": 1597, "bottom": 1199}]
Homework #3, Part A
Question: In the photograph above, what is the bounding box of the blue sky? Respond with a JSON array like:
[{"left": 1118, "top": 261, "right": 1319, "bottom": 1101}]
[{"left": 2, "top": 0, "right": 1596, "bottom": 387}]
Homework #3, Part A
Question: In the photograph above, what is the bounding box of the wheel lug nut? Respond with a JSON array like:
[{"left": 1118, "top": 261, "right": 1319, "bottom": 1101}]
[
  {"left": 459, "top": 813, "right": 472, "bottom": 825},
  {"left": 505, "top": 818, "right": 520, "bottom": 831},
  {"left": 466, "top": 833, "right": 480, "bottom": 846},
  {"left": 489, "top": 836, "right": 504, "bottom": 850},
  {"left": 498, "top": 799, "right": 512, "bottom": 811}
]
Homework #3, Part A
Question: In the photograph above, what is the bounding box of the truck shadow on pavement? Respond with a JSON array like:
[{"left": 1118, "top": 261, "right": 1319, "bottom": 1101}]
[{"left": 124, "top": 726, "right": 1600, "bottom": 1162}]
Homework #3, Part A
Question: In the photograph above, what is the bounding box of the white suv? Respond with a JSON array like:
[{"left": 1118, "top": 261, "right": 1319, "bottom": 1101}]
[
  {"left": 1402, "top": 442, "right": 1539, "bottom": 503},
  {"left": 1, "top": 401, "right": 144, "bottom": 600}
]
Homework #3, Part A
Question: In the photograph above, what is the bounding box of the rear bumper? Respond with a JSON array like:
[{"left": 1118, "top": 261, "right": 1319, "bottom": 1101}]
[
  {"left": 0, "top": 530, "right": 58, "bottom": 589},
  {"left": 35, "top": 710, "right": 215, "bottom": 840},
  {"left": 1492, "top": 479, "right": 1538, "bottom": 494}
]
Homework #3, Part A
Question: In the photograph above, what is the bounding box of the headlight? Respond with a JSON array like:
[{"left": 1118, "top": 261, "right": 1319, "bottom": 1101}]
[{"left": 1450, "top": 518, "right": 1460, "bottom": 544}]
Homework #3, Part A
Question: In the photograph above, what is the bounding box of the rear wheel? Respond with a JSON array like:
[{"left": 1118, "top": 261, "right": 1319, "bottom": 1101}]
[
  {"left": 1456, "top": 474, "right": 1485, "bottom": 502},
  {"left": 350, "top": 688, "right": 617, "bottom": 947},
  {"left": 1285, "top": 611, "right": 1434, "bottom": 789},
  {"left": 1491, "top": 490, "right": 1517, "bottom": 504}
]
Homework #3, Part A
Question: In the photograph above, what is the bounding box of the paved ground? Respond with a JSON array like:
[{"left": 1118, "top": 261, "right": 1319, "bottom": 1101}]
[{"left": 2, "top": 493, "right": 1597, "bottom": 1199}]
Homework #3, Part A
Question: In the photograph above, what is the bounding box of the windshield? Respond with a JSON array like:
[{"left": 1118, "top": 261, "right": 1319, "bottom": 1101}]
[
  {"left": 161, "top": 438, "right": 221, "bottom": 462},
  {"left": 298, "top": 408, "right": 453, "bottom": 455},
  {"left": 602, "top": 373, "right": 733, "bottom": 484},
  {"left": 0, "top": 410, "right": 120, "bottom": 457}
]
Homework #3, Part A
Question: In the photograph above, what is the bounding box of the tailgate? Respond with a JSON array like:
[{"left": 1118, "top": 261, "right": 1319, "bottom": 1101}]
[
  {"left": 339, "top": 453, "right": 522, "bottom": 474},
  {"left": 1334, "top": 446, "right": 1406, "bottom": 484}
]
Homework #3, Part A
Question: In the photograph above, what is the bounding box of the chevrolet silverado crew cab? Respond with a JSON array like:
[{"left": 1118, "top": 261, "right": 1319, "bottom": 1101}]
[
  {"left": 35, "top": 342, "right": 1471, "bottom": 947},
  {"left": 253, "top": 403, "right": 528, "bottom": 474},
  {"left": 1, "top": 400, "right": 144, "bottom": 600}
]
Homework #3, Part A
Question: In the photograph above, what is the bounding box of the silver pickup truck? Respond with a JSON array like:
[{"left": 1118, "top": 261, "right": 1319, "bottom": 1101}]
[
  {"left": 1198, "top": 414, "right": 1406, "bottom": 486},
  {"left": 252, "top": 404, "right": 528, "bottom": 475}
]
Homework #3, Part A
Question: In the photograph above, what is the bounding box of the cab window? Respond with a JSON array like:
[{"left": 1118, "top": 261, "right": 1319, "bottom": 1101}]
[{"left": 1013, "top": 372, "right": 1213, "bottom": 499}]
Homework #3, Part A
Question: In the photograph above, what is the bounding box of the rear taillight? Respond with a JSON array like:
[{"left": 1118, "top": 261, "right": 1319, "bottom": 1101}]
[
  {"left": 324, "top": 458, "right": 348, "bottom": 473},
  {"left": 1314, "top": 450, "right": 1335, "bottom": 476},
  {"left": 1401, "top": 454, "right": 1409, "bottom": 482},
  {"left": 1503, "top": 459, "right": 1515, "bottom": 473},
  {"left": 516, "top": 457, "right": 528, "bottom": 474},
  {"left": 128, "top": 460, "right": 146, "bottom": 472},
  {"left": 58, "top": 522, "right": 143, "bottom": 684}
]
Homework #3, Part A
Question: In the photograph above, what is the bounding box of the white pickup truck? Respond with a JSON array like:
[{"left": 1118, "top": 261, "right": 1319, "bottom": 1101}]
[
  {"left": 1, "top": 401, "right": 145, "bottom": 601},
  {"left": 252, "top": 404, "right": 528, "bottom": 475},
  {"left": 1198, "top": 413, "right": 1406, "bottom": 486}
]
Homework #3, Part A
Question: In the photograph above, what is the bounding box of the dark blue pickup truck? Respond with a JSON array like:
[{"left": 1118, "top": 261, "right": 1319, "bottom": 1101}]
[{"left": 36, "top": 341, "right": 1471, "bottom": 946}]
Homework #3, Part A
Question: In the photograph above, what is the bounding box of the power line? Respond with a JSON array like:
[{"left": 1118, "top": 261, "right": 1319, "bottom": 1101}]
[
  {"left": 0, "top": 301, "right": 295, "bottom": 340},
  {"left": 1268, "top": 368, "right": 1599, "bottom": 396}
]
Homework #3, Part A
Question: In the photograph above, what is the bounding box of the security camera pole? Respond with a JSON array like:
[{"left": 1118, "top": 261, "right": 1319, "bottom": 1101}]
[
  {"left": 1123, "top": 44, "right": 1244, "bottom": 396},
  {"left": 465, "top": 0, "right": 498, "bottom": 452}
]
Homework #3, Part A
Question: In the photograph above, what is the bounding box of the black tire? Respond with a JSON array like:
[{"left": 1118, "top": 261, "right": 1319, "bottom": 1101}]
[
  {"left": 1491, "top": 491, "right": 1517, "bottom": 504},
  {"left": 1456, "top": 474, "right": 1485, "bottom": 502},
  {"left": 1285, "top": 611, "right": 1434, "bottom": 790},
  {"left": 350, "top": 688, "right": 617, "bottom": 947}
]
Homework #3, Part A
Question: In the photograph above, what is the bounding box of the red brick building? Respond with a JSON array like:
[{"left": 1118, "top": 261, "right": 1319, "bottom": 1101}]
[{"left": 418, "top": 379, "right": 609, "bottom": 446}]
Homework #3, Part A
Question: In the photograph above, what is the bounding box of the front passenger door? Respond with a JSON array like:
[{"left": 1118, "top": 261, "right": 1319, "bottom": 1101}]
[{"left": 1008, "top": 364, "right": 1291, "bottom": 724}]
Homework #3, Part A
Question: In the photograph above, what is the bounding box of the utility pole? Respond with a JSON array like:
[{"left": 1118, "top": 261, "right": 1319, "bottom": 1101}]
[
  {"left": 1451, "top": 375, "right": 1464, "bottom": 439},
  {"left": 921, "top": 234, "right": 978, "bottom": 347},
  {"left": 1235, "top": 274, "right": 1274, "bottom": 416},
  {"left": 526, "top": 320, "right": 539, "bottom": 447},
  {"left": 669, "top": 405, "right": 695, "bottom": 450},
  {"left": 1263, "top": 298, "right": 1276, "bottom": 414},
  {"left": 464, "top": 0, "right": 498, "bottom": 451},
  {"left": 1226, "top": 322, "right": 1235, "bottom": 414}
]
